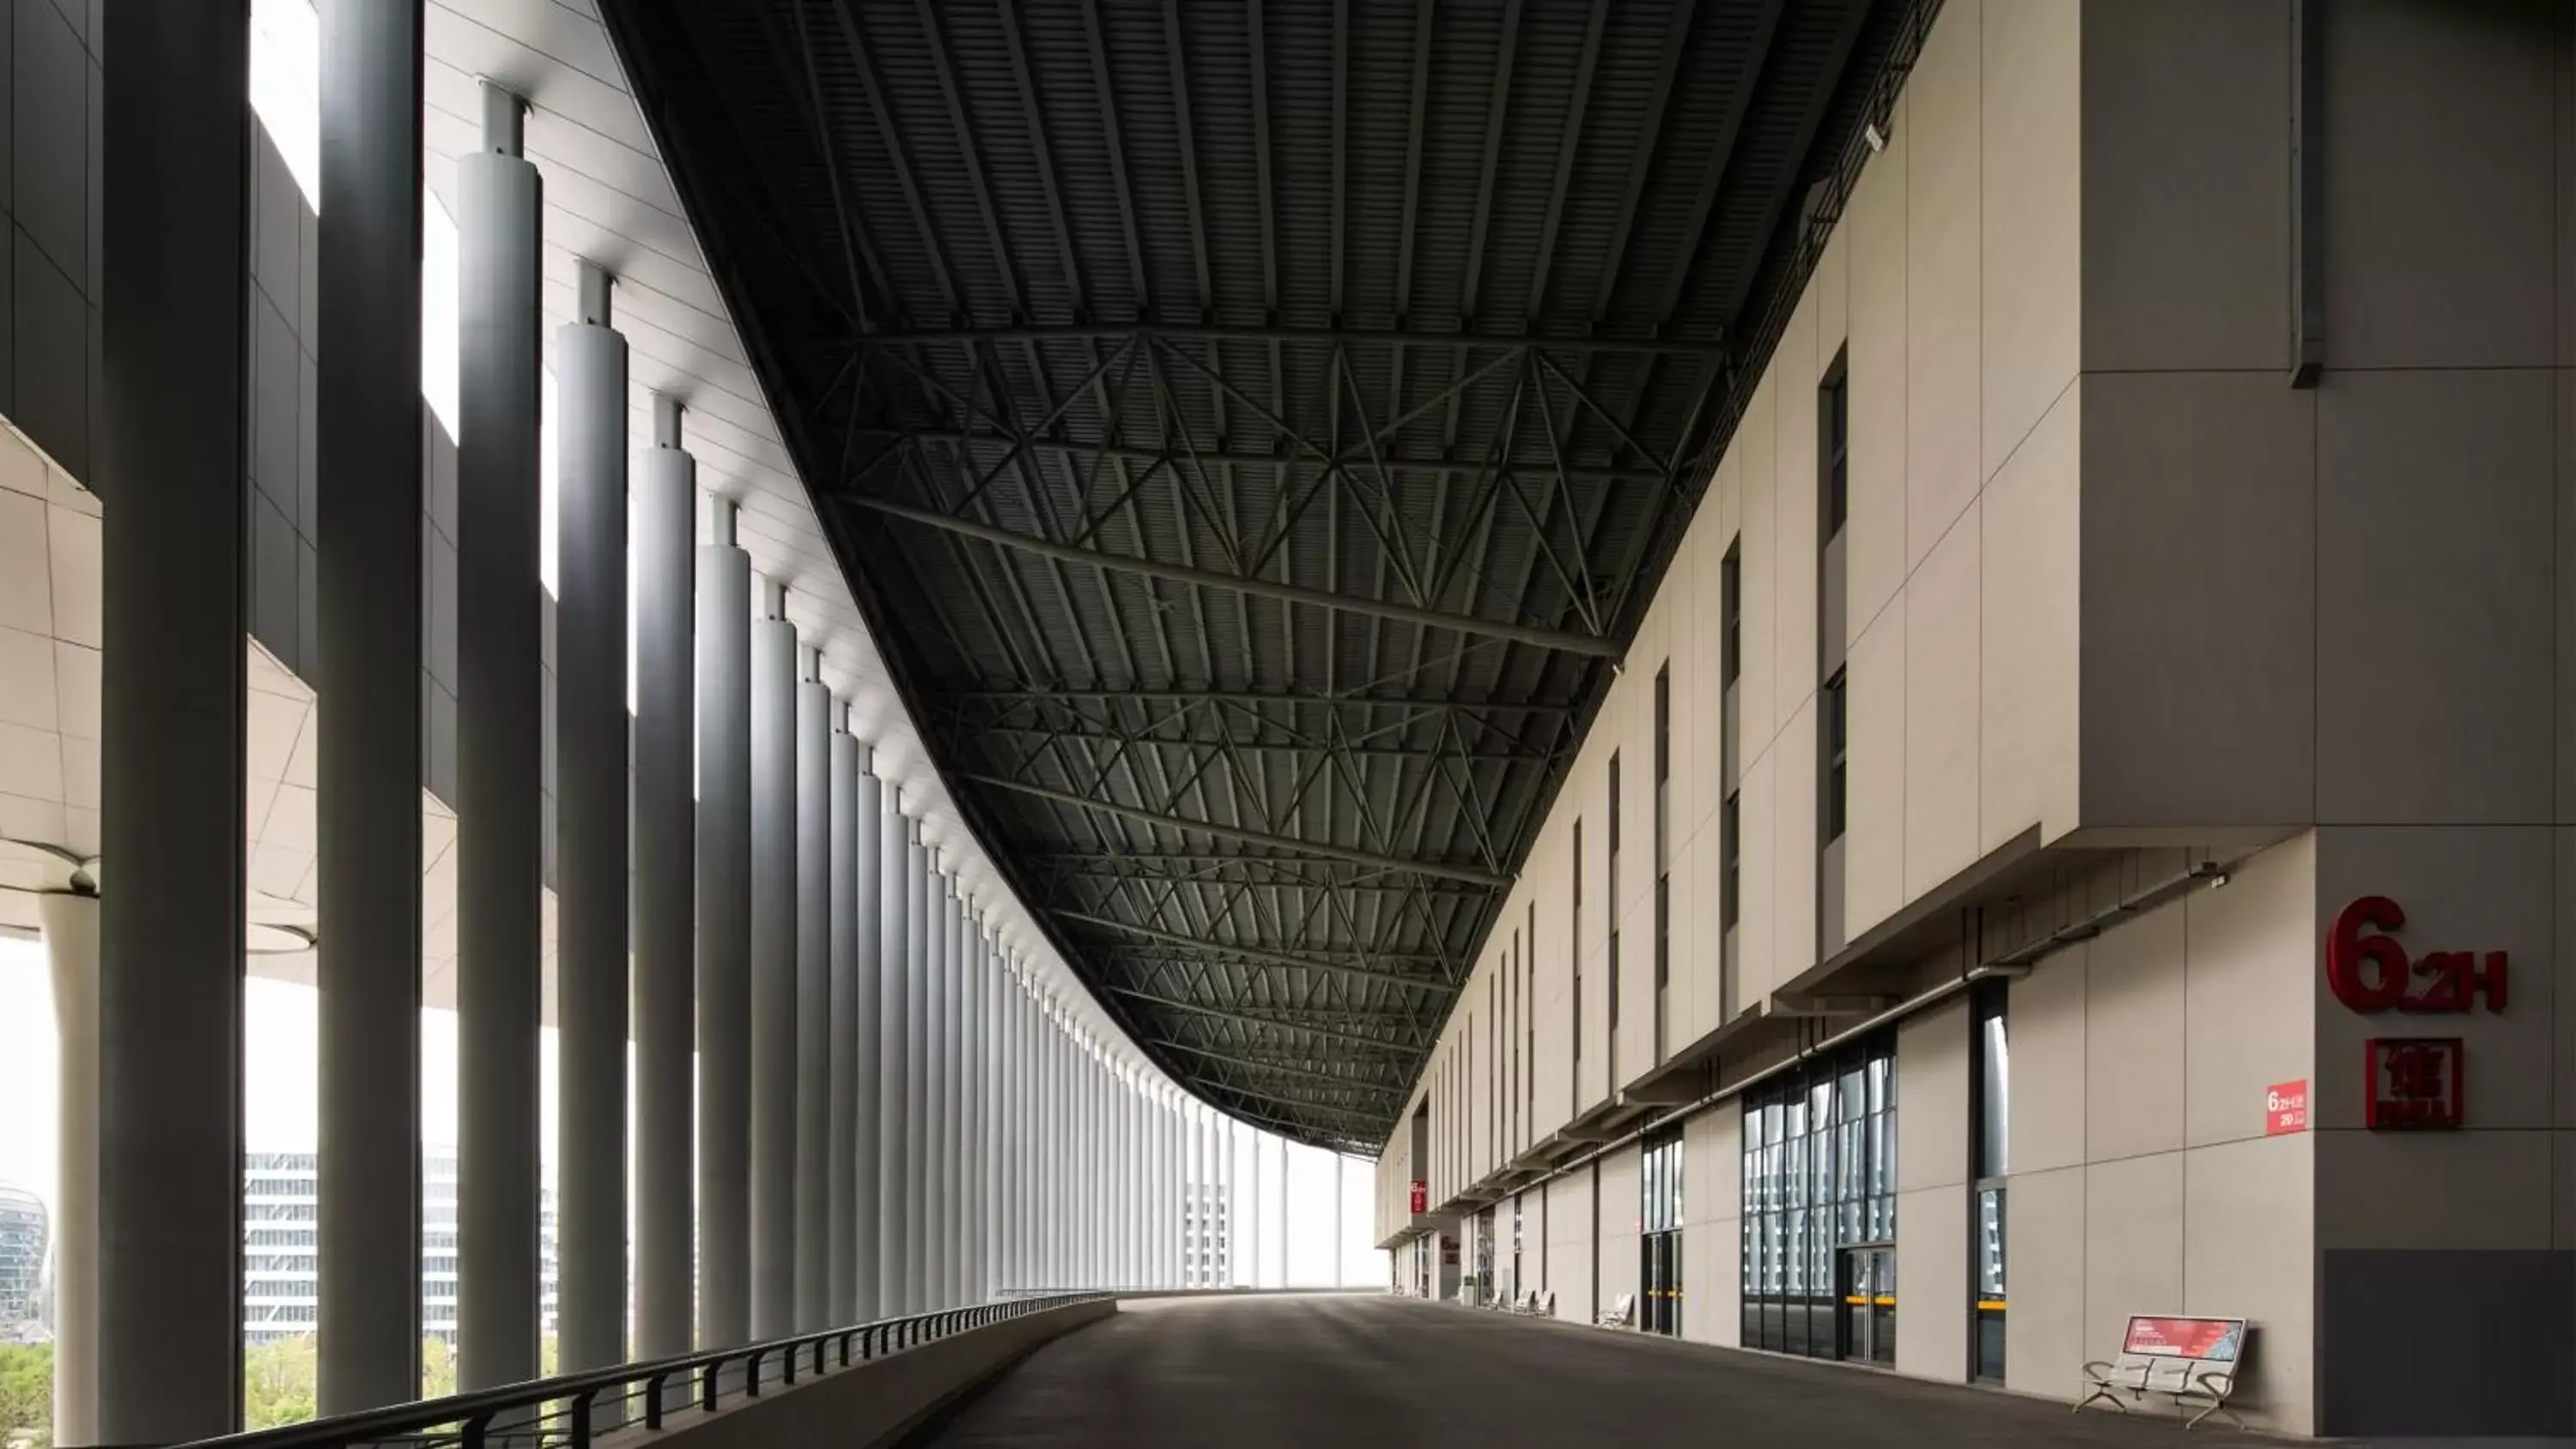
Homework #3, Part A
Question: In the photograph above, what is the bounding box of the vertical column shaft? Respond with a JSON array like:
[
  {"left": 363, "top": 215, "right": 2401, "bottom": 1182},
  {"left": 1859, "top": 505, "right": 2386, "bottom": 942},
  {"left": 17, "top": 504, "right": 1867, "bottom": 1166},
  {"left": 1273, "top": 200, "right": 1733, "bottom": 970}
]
[
  {"left": 826, "top": 727, "right": 859, "bottom": 1325},
  {"left": 944, "top": 891, "right": 964, "bottom": 1303},
  {"left": 748, "top": 584, "right": 797, "bottom": 1337},
  {"left": 695, "top": 500, "right": 752, "bottom": 1349},
  {"left": 925, "top": 870, "right": 949, "bottom": 1306},
  {"left": 876, "top": 803, "right": 909, "bottom": 1317},
  {"left": 41, "top": 894, "right": 98, "bottom": 1443},
  {"left": 634, "top": 400, "right": 696, "bottom": 1363},
  {"left": 556, "top": 261, "right": 629, "bottom": 1376},
  {"left": 793, "top": 652, "right": 831, "bottom": 1331},
  {"left": 903, "top": 834, "right": 929, "bottom": 1313},
  {"left": 314, "top": 0, "right": 424, "bottom": 1414},
  {"left": 455, "top": 82, "right": 544, "bottom": 1392}
]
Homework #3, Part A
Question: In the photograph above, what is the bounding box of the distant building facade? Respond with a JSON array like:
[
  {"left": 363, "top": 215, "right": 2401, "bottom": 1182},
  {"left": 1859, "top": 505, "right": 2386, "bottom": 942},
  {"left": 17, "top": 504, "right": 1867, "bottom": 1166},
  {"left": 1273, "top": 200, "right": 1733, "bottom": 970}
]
[
  {"left": 244, "top": 1151, "right": 556, "bottom": 1345},
  {"left": 1182, "top": 1182, "right": 1230, "bottom": 1288},
  {"left": 0, "top": 1183, "right": 45, "bottom": 1338}
]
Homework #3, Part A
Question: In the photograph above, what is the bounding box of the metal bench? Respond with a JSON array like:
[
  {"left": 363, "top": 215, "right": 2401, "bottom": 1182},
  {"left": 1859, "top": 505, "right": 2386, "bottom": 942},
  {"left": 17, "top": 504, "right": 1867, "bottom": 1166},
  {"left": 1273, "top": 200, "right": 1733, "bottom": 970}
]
[
  {"left": 1596, "top": 1292, "right": 1636, "bottom": 1329},
  {"left": 2076, "top": 1315, "right": 2251, "bottom": 1430}
]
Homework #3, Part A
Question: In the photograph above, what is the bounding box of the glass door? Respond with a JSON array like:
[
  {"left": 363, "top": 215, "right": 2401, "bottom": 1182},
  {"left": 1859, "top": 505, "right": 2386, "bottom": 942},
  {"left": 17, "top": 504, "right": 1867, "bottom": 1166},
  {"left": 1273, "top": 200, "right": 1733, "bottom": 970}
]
[{"left": 1837, "top": 1246, "right": 1896, "bottom": 1365}]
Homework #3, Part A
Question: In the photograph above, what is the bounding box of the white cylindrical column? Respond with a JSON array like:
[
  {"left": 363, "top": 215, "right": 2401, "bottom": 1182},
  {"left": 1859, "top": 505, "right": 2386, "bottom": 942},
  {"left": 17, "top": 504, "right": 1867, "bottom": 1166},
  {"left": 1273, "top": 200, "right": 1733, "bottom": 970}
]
[
  {"left": 696, "top": 499, "right": 753, "bottom": 1349},
  {"left": 943, "top": 884, "right": 964, "bottom": 1304},
  {"left": 455, "top": 80, "right": 544, "bottom": 1391},
  {"left": 555, "top": 259, "right": 629, "bottom": 1379},
  {"left": 633, "top": 398, "right": 696, "bottom": 1367},
  {"left": 924, "top": 870, "right": 949, "bottom": 1307},
  {"left": 903, "top": 833, "right": 930, "bottom": 1313},
  {"left": 42, "top": 893, "right": 97, "bottom": 1444},
  {"left": 793, "top": 649, "right": 831, "bottom": 1331},
  {"left": 748, "top": 581, "right": 797, "bottom": 1339},
  {"left": 826, "top": 712, "right": 859, "bottom": 1326},
  {"left": 876, "top": 800, "right": 910, "bottom": 1317}
]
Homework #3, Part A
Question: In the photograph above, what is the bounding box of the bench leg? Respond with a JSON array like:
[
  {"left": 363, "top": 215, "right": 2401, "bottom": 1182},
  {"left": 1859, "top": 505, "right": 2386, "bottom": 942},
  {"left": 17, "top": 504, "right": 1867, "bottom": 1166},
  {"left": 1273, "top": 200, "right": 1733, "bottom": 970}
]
[
  {"left": 2183, "top": 1397, "right": 2245, "bottom": 1433},
  {"left": 2072, "top": 1385, "right": 2128, "bottom": 1414}
]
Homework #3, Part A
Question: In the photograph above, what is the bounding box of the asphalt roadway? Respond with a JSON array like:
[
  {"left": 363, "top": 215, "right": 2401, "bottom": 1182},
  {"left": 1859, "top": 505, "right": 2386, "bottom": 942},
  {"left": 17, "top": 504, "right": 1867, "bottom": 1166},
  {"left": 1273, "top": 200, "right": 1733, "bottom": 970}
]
[{"left": 908, "top": 1293, "right": 2281, "bottom": 1446}]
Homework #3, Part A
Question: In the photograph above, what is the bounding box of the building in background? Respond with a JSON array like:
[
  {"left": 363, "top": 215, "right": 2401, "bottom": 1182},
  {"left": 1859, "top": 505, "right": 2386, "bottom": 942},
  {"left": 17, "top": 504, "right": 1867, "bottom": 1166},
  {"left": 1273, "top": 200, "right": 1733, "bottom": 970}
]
[
  {"left": 1182, "top": 1183, "right": 1230, "bottom": 1288},
  {"left": 0, "top": 1183, "right": 46, "bottom": 1340},
  {"left": 244, "top": 1152, "right": 557, "bottom": 1346}
]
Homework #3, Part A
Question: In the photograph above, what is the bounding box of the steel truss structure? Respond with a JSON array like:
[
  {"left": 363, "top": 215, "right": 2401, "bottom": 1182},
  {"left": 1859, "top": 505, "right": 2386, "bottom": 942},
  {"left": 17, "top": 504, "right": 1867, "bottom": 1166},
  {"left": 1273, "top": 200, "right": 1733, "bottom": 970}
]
[{"left": 604, "top": 0, "right": 1919, "bottom": 1150}]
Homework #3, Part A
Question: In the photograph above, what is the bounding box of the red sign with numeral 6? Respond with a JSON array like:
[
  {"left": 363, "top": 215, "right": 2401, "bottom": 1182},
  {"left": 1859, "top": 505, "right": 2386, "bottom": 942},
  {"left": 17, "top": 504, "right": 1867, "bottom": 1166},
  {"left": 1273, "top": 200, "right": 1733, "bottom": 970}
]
[
  {"left": 2326, "top": 896, "right": 2506, "bottom": 1015},
  {"left": 2263, "top": 1080, "right": 2308, "bottom": 1136}
]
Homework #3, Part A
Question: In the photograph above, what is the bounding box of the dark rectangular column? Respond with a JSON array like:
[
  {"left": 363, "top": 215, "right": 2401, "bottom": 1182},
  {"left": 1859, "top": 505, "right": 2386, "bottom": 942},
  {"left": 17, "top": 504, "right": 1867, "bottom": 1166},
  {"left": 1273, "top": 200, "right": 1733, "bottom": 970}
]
[
  {"left": 95, "top": 3, "right": 249, "bottom": 1437},
  {"left": 633, "top": 399, "right": 696, "bottom": 1362},
  {"left": 454, "top": 81, "right": 544, "bottom": 1392},
  {"left": 313, "top": 0, "right": 423, "bottom": 1416},
  {"left": 555, "top": 262, "right": 628, "bottom": 1375}
]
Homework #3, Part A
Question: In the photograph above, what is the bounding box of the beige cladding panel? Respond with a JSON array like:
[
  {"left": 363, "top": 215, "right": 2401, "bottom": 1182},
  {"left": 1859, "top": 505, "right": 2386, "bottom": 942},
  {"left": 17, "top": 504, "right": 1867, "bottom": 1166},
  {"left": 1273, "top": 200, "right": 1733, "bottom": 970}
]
[
  {"left": 1772, "top": 694, "right": 1820, "bottom": 985},
  {"left": 1904, "top": 512, "right": 1980, "bottom": 896},
  {"left": 2182, "top": 831, "right": 2314, "bottom": 1149},
  {"left": 1843, "top": 92, "right": 1908, "bottom": 651},
  {"left": 2183, "top": 1133, "right": 2314, "bottom": 1434},
  {"left": 2316, "top": 369, "right": 2555, "bottom": 826},
  {"left": 2008, "top": 939, "right": 2088, "bottom": 1174},
  {"left": 1977, "top": 382, "right": 2080, "bottom": 852},
  {"left": 1980, "top": 0, "right": 2081, "bottom": 472},
  {"left": 2082, "top": 896, "right": 2189, "bottom": 1163},
  {"left": 1905, "top": 0, "right": 1983, "bottom": 574},
  {"left": 1844, "top": 598, "right": 1905, "bottom": 940},
  {"left": 1897, "top": 994, "right": 1969, "bottom": 1192},
  {"left": 1774, "top": 292, "right": 1822, "bottom": 717},
  {"left": 2002, "top": 1164, "right": 2085, "bottom": 1401},
  {"left": 1893, "top": 1184, "right": 1966, "bottom": 1380},
  {"left": 2082, "top": 1153, "right": 2186, "bottom": 1379}
]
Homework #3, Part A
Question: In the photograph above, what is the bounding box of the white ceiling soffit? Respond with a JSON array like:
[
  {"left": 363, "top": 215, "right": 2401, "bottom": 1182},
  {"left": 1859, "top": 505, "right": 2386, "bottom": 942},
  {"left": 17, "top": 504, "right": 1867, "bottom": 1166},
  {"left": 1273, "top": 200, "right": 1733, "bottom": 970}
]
[{"left": 422, "top": 0, "right": 1170, "bottom": 1089}]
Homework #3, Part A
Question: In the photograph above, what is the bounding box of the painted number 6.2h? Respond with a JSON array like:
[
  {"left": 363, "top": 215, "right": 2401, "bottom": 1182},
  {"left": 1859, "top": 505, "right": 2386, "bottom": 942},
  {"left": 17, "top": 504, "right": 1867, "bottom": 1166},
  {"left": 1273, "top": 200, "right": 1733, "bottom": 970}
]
[{"left": 2324, "top": 895, "right": 2506, "bottom": 1015}]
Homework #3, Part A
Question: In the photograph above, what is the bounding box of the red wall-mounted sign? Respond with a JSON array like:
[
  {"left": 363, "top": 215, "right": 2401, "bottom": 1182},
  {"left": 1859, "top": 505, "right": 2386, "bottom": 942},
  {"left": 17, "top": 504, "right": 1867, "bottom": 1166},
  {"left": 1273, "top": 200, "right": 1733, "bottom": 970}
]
[
  {"left": 1410, "top": 1179, "right": 1428, "bottom": 1214},
  {"left": 2364, "top": 1037, "right": 2465, "bottom": 1130},
  {"left": 2327, "top": 898, "right": 2501, "bottom": 1131},
  {"left": 2263, "top": 1079, "right": 2308, "bottom": 1136},
  {"left": 2327, "top": 896, "right": 2507, "bottom": 1015}
]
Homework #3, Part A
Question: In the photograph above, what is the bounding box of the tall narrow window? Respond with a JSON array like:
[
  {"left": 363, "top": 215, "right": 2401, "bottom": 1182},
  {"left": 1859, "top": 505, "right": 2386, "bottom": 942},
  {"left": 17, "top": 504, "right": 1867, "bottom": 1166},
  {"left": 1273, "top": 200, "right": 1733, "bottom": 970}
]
[
  {"left": 1724, "top": 550, "right": 1743, "bottom": 685},
  {"left": 1971, "top": 980, "right": 2011, "bottom": 1383},
  {"left": 1653, "top": 667, "right": 1671, "bottom": 1062},
  {"left": 1607, "top": 755, "right": 1622, "bottom": 1040},
  {"left": 1823, "top": 361, "right": 1850, "bottom": 541},
  {"left": 1822, "top": 670, "right": 1849, "bottom": 843},
  {"left": 1722, "top": 793, "right": 1741, "bottom": 930}
]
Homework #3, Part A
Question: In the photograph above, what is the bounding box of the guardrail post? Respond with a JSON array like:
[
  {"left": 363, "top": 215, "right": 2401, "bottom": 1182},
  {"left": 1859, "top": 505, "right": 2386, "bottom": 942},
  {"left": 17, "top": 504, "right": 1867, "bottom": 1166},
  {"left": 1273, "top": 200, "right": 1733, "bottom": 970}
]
[
  {"left": 645, "top": 1371, "right": 670, "bottom": 1430},
  {"left": 781, "top": 1342, "right": 797, "bottom": 1387},
  {"left": 747, "top": 1347, "right": 765, "bottom": 1397},
  {"left": 702, "top": 1360, "right": 721, "bottom": 1413},
  {"left": 569, "top": 1388, "right": 596, "bottom": 1449},
  {"left": 461, "top": 1411, "right": 492, "bottom": 1449}
]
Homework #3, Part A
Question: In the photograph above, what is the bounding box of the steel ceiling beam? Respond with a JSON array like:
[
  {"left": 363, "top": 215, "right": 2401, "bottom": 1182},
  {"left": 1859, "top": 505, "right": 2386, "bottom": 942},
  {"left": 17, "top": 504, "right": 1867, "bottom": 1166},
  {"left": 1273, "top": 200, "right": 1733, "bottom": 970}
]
[
  {"left": 965, "top": 720, "right": 1551, "bottom": 766},
  {"left": 848, "top": 321, "right": 1724, "bottom": 357},
  {"left": 963, "top": 769, "right": 1511, "bottom": 888},
  {"left": 1108, "top": 988, "right": 1432, "bottom": 1052},
  {"left": 952, "top": 686, "right": 1572, "bottom": 716},
  {"left": 845, "top": 493, "right": 1624, "bottom": 659},
  {"left": 1057, "top": 908, "right": 1452, "bottom": 993},
  {"left": 1149, "top": 1039, "right": 1406, "bottom": 1097},
  {"left": 889, "top": 429, "right": 1674, "bottom": 489}
]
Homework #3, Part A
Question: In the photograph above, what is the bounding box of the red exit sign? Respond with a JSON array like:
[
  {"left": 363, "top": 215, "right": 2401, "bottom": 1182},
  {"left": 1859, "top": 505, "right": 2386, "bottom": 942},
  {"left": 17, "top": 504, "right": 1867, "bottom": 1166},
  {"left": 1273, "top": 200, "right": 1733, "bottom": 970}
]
[{"left": 2327, "top": 898, "right": 2502, "bottom": 1131}]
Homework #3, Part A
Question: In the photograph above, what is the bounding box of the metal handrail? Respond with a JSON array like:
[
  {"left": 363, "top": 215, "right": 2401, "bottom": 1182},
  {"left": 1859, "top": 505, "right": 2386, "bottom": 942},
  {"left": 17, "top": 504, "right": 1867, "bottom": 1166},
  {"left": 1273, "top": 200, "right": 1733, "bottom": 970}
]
[{"left": 171, "top": 1293, "right": 1112, "bottom": 1449}]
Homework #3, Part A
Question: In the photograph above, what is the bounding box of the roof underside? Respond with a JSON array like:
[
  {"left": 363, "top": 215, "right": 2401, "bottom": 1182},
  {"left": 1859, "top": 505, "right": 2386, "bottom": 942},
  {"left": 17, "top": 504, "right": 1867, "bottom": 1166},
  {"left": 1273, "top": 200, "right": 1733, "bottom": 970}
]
[{"left": 602, "top": 0, "right": 1928, "bottom": 1153}]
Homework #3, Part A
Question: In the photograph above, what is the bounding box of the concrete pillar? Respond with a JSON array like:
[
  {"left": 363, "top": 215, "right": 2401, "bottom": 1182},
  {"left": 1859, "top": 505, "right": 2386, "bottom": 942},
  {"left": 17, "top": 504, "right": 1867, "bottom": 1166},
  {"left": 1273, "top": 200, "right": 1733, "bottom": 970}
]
[
  {"left": 826, "top": 724, "right": 863, "bottom": 1324},
  {"left": 556, "top": 260, "right": 629, "bottom": 1377},
  {"left": 40, "top": 894, "right": 97, "bottom": 1443},
  {"left": 634, "top": 399, "right": 696, "bottom": 1364},
  {"left": 903, "top": 833, "right": 929, "bottom": 1313},
  {"left": 748, "top": 581, "right": 797, "bottom": 1338},
  {"left": 793, "top": 650, "right": 830, "bottom": 1331},
  {"left": 875, "top": 799, "right": 909, "bottom": 1318},
  {"left": 97, "top": 7, "right": 250, "bottom": 1434},
  {"left": 313, "top": 0, "right": 424, "bottom": 1414},
  {"left": 695, "top": 498, "right": 752, "bottom": 1349},
  {"left": 923, "top": 869, "right": 948, "bottom": 1307},
  {"left": 1278, "top": 1136, "right": 1290, "bottom": 1288},
  {"left": 961, "top": 922, "right": 981, "bottom": 1301},
  {"left": 455, "top": 80, "right": 544, "bottom": 1392},
  {"left": 1334, "top": 1153, "right": 1345, "bottom": 1288}
]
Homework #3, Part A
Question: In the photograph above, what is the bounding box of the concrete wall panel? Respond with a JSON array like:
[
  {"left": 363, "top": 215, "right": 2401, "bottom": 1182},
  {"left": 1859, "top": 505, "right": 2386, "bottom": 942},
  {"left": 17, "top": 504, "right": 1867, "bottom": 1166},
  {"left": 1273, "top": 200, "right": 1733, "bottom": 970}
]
[
  {"left": 2082, "top": 1153, "right": 2184, "bottom": 1377},
  {"left": 1978, "top": 383, "right": 2079, "bottom": 851},
  {"left": 2183, "top": 833, "right": 2314, "bottom": 1149},
  {"left": 2316, "top": 369, "right": 2554, "bottom": 825},
  {"left": 1893, "top": 1184, "right": 1965, "bottom": 1380},
  {"left": 1845, "top": 597, "right": 1905, "bottom": 939},
  {"left": 1844, "top": 94, "right": 1908, "bottom": 648},
  {"left": 2080, "top": 372, "right": 2314, "bottom": 828},
  {"left": 1903, "top": 510, "right": 1979, "bottom": 897},
  {"left": 2003, "top": 1164, "right": 2084, "bottom": 1401},
  {"left": 1905, "top": 0, "right": 1983, "bottom": 573},
  {"left": 1898, "top": 995, "right": 1969, "bottom": 1192},
  {"left": 2008, "top": 944, "right": 2087, "bottom": 1174},
  {"left": 2082, "top": 897, "right": 2187, "bottom": 1162},
  {"left": 1771, "top": 695, "right": 1820, "bottom": 992},
  {"left": 2183, "top": 1133, "right": 2314, "bottom": 1434}
]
